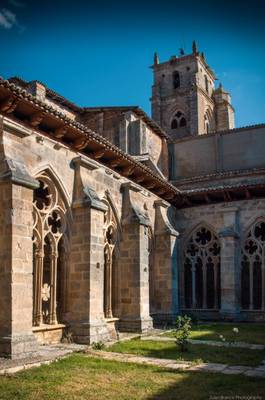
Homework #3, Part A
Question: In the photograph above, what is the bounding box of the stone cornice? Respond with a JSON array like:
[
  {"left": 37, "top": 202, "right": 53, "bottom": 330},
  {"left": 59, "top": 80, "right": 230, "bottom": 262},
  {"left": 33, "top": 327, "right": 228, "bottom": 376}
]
[
  {"left": 0, "top": 158, "right": 39, "bottom": 189},
  {"left": 2, "top": 116, "right": 32, "bottom": 137}
]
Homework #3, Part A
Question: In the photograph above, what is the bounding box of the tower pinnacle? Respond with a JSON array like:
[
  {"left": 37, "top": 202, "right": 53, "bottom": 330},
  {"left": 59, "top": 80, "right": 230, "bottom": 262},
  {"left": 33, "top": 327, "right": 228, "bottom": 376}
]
[
  {"left": 154, "top": 52, "right": 159, "bottom": 65},
  {"left": 192, "top": 40, "right": 198, "bottom": 55}
]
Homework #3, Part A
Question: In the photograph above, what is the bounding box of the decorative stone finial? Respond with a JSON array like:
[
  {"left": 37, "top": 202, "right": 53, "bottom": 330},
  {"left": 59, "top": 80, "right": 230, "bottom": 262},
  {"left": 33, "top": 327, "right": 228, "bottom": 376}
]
[
  {"left": 192, "top": 40, "right": 198, "bottom": 54},
  {"left": 154, "top": 52, "right": 159, "bottom": 65},
  {"left": 201, "top": 51, "right": 205, "bottom": 61}
]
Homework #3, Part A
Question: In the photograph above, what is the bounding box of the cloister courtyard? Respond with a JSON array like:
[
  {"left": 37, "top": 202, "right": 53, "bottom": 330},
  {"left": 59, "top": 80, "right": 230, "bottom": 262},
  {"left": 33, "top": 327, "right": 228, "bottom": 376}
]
[{"left": 0, "top": 322, "right": 264, "bottom": 400}]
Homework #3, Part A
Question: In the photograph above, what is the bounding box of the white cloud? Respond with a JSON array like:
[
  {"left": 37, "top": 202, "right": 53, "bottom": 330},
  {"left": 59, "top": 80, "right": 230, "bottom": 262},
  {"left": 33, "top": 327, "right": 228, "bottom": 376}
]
[
  {"left": 0, "top": 11, "right": 13, "bottom": 29},
  {"left": 2, "top": 8, "right": 17, "bottom": 24},
  {"left": 0, "top": 7, "right": 24, "bottom": 32}
]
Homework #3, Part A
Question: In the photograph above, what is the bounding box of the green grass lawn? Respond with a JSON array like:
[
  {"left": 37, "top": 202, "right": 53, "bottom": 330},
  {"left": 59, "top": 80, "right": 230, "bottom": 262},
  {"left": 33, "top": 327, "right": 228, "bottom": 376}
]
[
  {"left": 162, "top": 323, "right": 265, "bottom": 344},
  {"left": 0, "top": 354, "right": 264, "bottom": 400},
  {"left": 107, "top": 338, "right": 265, "bottom": 366}
]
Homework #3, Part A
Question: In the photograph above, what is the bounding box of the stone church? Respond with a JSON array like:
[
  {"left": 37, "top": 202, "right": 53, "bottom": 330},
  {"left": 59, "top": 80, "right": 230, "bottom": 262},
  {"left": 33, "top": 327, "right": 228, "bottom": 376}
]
[{"left": 0, "top": 42, "right": 265, "bottom": 359}]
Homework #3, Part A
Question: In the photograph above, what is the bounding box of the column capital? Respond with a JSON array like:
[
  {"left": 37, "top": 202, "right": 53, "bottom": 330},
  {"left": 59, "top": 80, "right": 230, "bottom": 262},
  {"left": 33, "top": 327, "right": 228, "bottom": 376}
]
[
  {"left": 73, "top": 185, "right": 108, "bottom": 211},
  {"left": 154, "top": 200, "right": 179, "bottom": 237},
  {"left": 0, "top": 158, "right": 39, "bottom": 190}
]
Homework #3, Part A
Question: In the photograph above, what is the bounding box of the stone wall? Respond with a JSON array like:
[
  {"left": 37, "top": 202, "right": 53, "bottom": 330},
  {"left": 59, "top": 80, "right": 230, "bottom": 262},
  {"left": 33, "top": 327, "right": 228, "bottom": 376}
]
[
  {"left": 176, "top": 198, "right": 265, "bottom": 321},
  {"left": 170, "top": 125, "right": 265, "bottom": 180},
  {"left": 0, "top": 116, "right": 176, "bottom": 357}
]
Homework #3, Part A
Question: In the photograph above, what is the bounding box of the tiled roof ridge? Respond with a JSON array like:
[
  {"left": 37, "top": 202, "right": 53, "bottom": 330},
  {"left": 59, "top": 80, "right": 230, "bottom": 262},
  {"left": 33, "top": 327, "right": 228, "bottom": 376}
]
[
  {"left": 172, "top": 167, "right": 265, "bottom": 185},
  {"left": 182, "top": 178, "right": 265, "bottom": 195},
  {"left": 8, "top": 76, "right": 82, "bottom": 113},
  {"left": 0, "top": 76, "right": 179, "bottom": 196},
  {"left": 8, "top": 77, "right": 170, "bottom": 140}
]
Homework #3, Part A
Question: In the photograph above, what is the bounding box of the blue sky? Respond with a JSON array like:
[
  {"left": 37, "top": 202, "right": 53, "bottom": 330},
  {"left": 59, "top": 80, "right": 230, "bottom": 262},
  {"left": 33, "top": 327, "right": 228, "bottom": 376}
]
[{"left": 0, "top": 0, "right": 265, "bottom": 127}]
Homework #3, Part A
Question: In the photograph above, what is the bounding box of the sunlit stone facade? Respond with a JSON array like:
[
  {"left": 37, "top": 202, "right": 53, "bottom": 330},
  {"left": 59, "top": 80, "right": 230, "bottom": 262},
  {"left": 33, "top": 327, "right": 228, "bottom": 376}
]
[{"left": 0, "top": 44, "right": 265, "bottom": 358}]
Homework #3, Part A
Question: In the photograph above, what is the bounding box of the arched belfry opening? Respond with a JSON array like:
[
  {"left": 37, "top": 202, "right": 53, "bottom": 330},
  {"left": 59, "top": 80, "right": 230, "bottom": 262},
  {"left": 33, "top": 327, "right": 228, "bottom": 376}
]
[
  {"left": 32, "top": 172, "right": 69, "bottom": 327},
  {"left": 241, "top": 219, "right": 265, "bottom": 311},
  {"left": 102, "top": 194, "right": 121, "bottom": 319},
  {"left": 183, "top": 225, "right": 221, "bottom": 310}
]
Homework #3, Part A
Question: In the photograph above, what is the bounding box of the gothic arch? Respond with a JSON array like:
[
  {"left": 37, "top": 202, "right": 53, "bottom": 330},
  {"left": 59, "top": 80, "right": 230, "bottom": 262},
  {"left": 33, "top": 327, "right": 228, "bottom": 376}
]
[
  {"left": 204, "top": 108, "right": 215, "bottom": 134},
  {"left": 32, "top": 164, "right": 72, "bottom": 212},
  {"left": 171, "top": 110, "right": 187, "bottom": 130},
  {"left": 183, "top": 223, "right": 221, "bottom": 310},
  {"left": 32, "top": 168, "right": 71, "bottom": 326},
  {"left": 102, "top": 191, "right": 121, "bottom": 318},
  {"left": 104, "top": 190, "right": 122, "bottom": 242},
  {"left": 241, "top": 217, "right": 265, "bottom": 310},
  {"left": 183, "top": 222, "right": 217, "bottom": 248}
]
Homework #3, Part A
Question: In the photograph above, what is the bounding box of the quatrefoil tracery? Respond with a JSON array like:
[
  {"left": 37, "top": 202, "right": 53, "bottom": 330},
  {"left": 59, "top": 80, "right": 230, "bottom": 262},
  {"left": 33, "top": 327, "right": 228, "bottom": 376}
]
[
  {"left": 185, "top": 227, "right": 220, "bottom": 265},
  {"left": 33, "top": 175, "right": 67, "bottom": 248}
]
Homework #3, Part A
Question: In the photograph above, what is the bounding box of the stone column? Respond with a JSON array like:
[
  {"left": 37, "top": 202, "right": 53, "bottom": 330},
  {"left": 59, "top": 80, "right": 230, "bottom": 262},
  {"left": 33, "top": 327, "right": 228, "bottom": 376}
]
[
  {"left": 218, "top": 206, "right": 240, "bottom": 320},
  {"left": 0, "top": 158, "right": 39, "bottom": 358},
  {"left": 67, "top": 163, "right": 110, "bottom": 343},
  {"left": 48, "top": 249, "right": 58, "bottom": 325},
  {"left": 152, "top": 200, "right": 179, "bottom": 325},
  {"left": 33, "top": 249, "right": 44, "bottom": 326},
  {"left": 118, "top": 183, "right": 153, "bottom": 332}
]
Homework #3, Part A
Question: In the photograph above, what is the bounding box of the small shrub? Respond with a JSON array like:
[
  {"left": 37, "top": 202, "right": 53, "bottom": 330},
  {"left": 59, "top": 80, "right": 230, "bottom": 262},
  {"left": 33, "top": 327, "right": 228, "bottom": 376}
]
[
  {"left": 174, "top": 315, "right": 192, "bottom": 352},
  {"left": 91, "top": 341, "right": 105, "bottom": 350}
]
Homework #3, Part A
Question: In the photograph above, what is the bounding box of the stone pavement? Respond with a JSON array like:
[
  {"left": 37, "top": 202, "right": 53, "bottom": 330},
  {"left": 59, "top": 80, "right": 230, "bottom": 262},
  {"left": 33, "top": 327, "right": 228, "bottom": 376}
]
[
  {"left": 141, "top": 335, "right": 265, "bottom": 350},
  {"left": 86, "top": 349, "right": 265, "bottom": 379},
  {"left": 0, "top": 343, "right": 87, "bottom": 375}
]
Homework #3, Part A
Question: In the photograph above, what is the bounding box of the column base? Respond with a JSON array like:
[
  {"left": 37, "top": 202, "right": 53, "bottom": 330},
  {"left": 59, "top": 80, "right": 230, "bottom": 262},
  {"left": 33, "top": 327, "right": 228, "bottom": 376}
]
[
  {"left": 151, "top": 312, "right": 178, "bottom": 327},
  {"left": 220, "top": 309, "right": 241, "bottom": 321},
  {"left": 69, "top": 320, "right": 111, "bottom": 344},
  {"left": 118, "top": 317, "right": 153, "bottom": 333},
  {"left": 105, "top": 318, "right": 119, "bottom": 340},
  {"left": 0, "top": 333, "right": 39, "bottom": 359}
]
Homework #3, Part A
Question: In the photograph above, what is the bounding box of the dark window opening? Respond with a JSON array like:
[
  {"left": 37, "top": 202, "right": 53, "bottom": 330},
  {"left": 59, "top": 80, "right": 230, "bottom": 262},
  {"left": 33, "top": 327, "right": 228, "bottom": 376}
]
[
  {"left": 205, "top": 75, "right": 209, "bottom": 93},
  {"left": 171, "top": 119, "right": 178, "bottom": 129},
  {"left": 179, "top": 117, "right": 186, "bottom": 127},
  {"left": 171, "top": 111, "right": 187, "bottom": 130},
  {"left": 173, "top": 71, "right": 180, "bottom": 89}
]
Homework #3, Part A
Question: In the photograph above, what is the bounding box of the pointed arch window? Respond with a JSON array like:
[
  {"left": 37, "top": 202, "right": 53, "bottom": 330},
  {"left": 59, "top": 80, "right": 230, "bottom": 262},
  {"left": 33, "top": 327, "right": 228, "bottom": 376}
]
[
  {"left": 241, "top": 220, "right": 265, "bottom": 310},
  {"left": 102, "top": 195, "right": 121, "bottom": 319},
  {"left": 32, "top": 173, "right": 69, "bottom": 326},
  {"left": 204, "top": 110, "right": 214, "bottom": 134},
  {"left": 171, "top": 111, "right": 187, "bottom": 130},
  {"left": 183, "top": 226, "right": 221, "bottom": 310}
]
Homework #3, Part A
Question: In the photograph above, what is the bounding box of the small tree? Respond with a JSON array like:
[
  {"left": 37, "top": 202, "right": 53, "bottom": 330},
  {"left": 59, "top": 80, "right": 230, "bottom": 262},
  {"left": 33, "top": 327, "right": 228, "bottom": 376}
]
[{"left": 174, "top": 315, "right": 192, "bottom": 352}]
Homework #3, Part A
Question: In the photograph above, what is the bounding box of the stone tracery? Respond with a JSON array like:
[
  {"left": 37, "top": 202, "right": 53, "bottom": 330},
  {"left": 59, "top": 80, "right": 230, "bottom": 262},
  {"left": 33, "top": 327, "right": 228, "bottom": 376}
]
[
  {"left": 102, "top": 195, "right": 120, "bottom": 319},
  {"left": 183, "top": 226, "right": 220, "bottom": 310},
  {"left": 241, "top": 220, "right": 265, "bottom": 310},
  {"left": 32, "top": 172, "right": 68, "bottom": 326}
]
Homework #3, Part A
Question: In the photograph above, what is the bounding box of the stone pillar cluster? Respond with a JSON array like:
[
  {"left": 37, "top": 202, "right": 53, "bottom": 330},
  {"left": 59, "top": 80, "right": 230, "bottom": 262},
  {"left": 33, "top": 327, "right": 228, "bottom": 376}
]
[
  {"left": 219, "top": 207, "right": 241, "bottom": 320},
  {"left": 0, "top": 159, "right": 39, "bottom": 358}
]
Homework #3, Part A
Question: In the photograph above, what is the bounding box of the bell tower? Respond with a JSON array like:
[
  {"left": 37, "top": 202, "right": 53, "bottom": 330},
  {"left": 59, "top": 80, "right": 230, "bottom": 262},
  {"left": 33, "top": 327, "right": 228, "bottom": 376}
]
[{"left": 151, "top": 42, "right": 234, "bottom": 140}]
